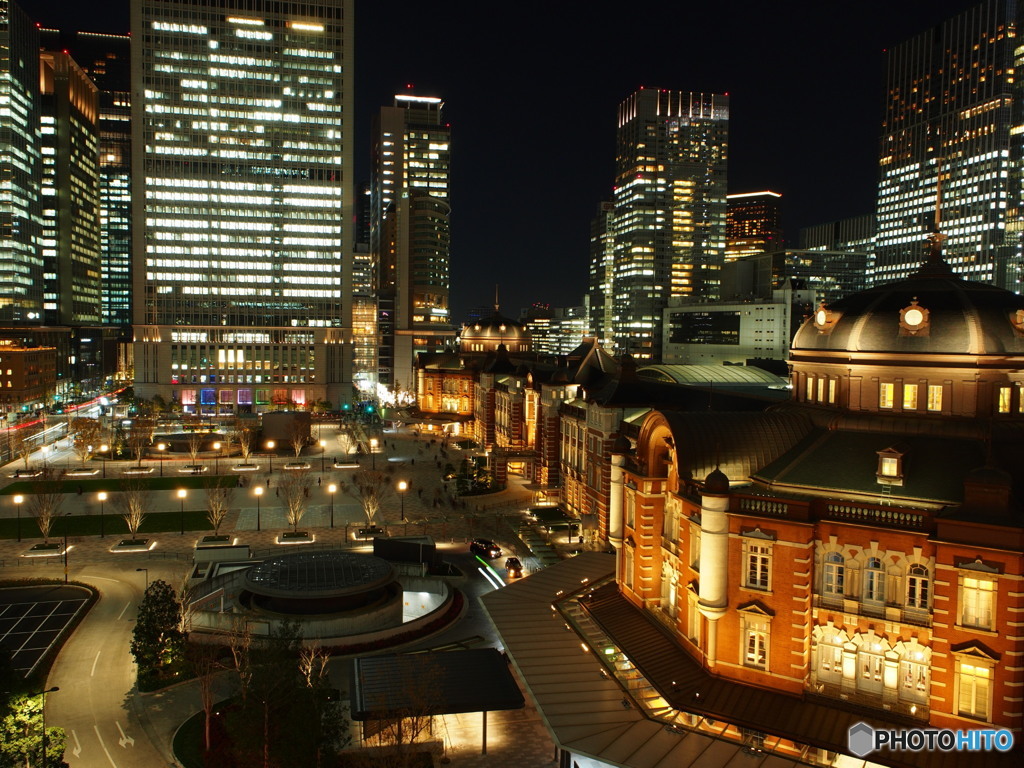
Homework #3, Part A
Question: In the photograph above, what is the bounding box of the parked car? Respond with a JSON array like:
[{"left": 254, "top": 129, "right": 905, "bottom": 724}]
[
  {"left": 470, "top": 538, "right": 501, "bottom": 558},
  {"left": 505, "top": 557, "right": 524, "bottom": 578}
]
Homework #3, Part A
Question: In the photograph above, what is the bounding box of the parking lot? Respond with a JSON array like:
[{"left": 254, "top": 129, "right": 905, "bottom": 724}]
[{"left": 0, "top": 585, "right": 90, "bottom": 677}]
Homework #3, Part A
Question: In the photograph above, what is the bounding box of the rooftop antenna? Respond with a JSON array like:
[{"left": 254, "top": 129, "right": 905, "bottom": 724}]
[
  {"left": 494, "top": 284, "right": 500, "bottom": 313},
  {"left": 922, "top": 159, "right": 952, "bottom": 274}
]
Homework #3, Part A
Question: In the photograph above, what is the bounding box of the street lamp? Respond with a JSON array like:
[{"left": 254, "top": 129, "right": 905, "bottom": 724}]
[
  {"left": 254, "top": 486, "right": 263, "bottom": 531},
  {"left": 319, "top": 439, "right": 327, "bottom": 472},
  {"left": 136, "top": 567, "right": 149, "bottom": 588},
  {"left": 369, "top": 437, "right": 378, "bottom": 470},
  {"left": 62, "top": 513, "right": 70, "bottom": 584},
  {"left": 212, "top": 441, "right": 221, "bottom": 474},
  {"left": 14, "top": 494, "right": 22, "bottom": 542},
  {"left": 177, "top": 488, "right": 187, "bottom": 535},
  {"left": 41, "top": 444, "right": 49, "bottom": 469},
  {"left": 157, "top": 442, "right": 166, "bottom": 476},
  {"left": 328, "top": 483, "right": 336, "bottom": 528},
  {"left": 398, "top": 480, "right": 408, "bottom": 521},
  {"left": 39, "top": 686, "right": 59, "bottom": 766},
  {"left": 99, "top": 443, "right": 109, "bottom": 478},
  {"left": 98, "top": 491, "right": 108, "bottom": 538},
  {"left": 266, "top": 440, "right": 275, "bottom": 473}
]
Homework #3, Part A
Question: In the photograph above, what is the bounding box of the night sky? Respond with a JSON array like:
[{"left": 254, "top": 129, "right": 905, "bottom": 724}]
[{"left": 32, "top": 0, "right": 976, "bottom": 321}]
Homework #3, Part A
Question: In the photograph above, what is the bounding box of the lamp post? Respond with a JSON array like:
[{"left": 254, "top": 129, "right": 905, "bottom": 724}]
[
  {"left": 41, "top": 444, "right": 49, "bottom": 469},
  {"left": 62, "top": 513, "right": 70, "bottom": 584},
  {"left": 266, "top": 440, "right": 275, "bottom": 473},
  {"left": 328, "top": 483, "right": 336, "bottom": 528},
  {"left": 14, "top": 494, "right": 22, "bottom": 542},
  {"left": 157, "top": 442, "right": 165, "bottom": 476},
  {"left": 177, "top": 488, "right": 187, "bottom": 535},
  {"left": 99, "top": 443, "right": 109, "bottom": 478},
  {"left": 254, "top": 485, "right": 263, "bottom": 531},
  {"left": 212, "top": 441, "right": 221, "bottom": 474},
  {"left": 98, "top": 491, "right": 107, "bottom": 538},
  {"left": 136, "top": 567, "right": 148, "bottom": 588},
  {"left": 398, "top": 480, "right": 408, "bottom": 521},
  {"left": 319, "top": 439, "right": 327, "bottom": 472},
  {"left": 369, "top": 437, "right": 378, "bottom": 470},
  {"left": 39, "top": 685, "right": 59, "bottom": 766}
]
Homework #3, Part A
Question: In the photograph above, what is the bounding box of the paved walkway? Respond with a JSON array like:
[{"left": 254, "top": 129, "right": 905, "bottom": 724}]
[{"left": 0, "top": 424, "right": 561, "bottom": 767}]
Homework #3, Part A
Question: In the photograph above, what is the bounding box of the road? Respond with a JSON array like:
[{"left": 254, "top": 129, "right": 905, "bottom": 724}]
[{"left": 45, "top": 562, "right": 188, "bottom": 768}]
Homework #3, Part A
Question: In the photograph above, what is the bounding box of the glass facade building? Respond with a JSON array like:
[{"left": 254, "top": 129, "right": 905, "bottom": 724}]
[
  {"left": 725, "top": 191, "right": 783, "bottom": 261},
  {"left": 131, "top": 0, "right": 354, "bottom": 413},
  {"left": 370, "top": 94, "right": 453, "bottom": 391},
  {"left": 0, "top": 0, "right": 42, "bottom": 324},
  {"left": 875, "top": 0, "right": 1024, "bottom": 289},
  {"left": 609, "top": 89, "right": 728, "bottom": 360}
]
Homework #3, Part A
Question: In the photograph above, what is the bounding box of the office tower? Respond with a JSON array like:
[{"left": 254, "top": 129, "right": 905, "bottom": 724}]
[
  {"left": 0, "top": 0, "right": 42, "bottom": 324},
  {"left": 725, "top": 190, "right": 783, "bottom": 261},
  {"left": 131, "top": 0, "right": 354, "bottom": 414},
  {"left": 587, "top": 201, "right": 615, "bottom": 349},
  {"left": 610, "top": 89, "right": 728, "bottom": 360},
  {"left": 42, "top": 30, "right": 134, "bottom": 330},
  {"left": 39, "top": 50, "right": 102, "bottom": 327},
  {"left": 875, "top": 0, "right": 1023, "bottom": 289},
  {"left": 370, "top": 93, "right": 453, "bottom": 392}
]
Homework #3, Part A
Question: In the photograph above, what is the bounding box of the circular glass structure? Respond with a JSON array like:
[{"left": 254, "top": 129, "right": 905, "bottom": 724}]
[{"left": 241, "top": 550, "right": 399, "bottom": 615}]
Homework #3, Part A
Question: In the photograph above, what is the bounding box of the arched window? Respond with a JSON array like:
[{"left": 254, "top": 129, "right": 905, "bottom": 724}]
[
  {"left": 858, "top": 644, "right": 885, "bottom": 694},
  {"left": 816, "top": 632, "right": 844, "bottom": 685},
  {"left": 864, "top": 556, "right": 885, "bottom": 604},
  {"left": 823, "top": 552, "right": 844, "bottom": 599},
  {"left": 906, "top": 564, "right": 930, "bottom": 610}
]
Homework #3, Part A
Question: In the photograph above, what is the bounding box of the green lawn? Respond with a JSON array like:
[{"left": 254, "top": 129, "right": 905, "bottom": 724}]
[
  {"left": 2, "top": 473, "right": 238, "bottom": 496},
  {"left": 0, "top": 510, "right": 213, "bottom": 540}
]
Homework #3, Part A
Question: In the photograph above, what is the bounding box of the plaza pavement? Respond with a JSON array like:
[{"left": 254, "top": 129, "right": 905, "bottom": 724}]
[{"left": 0, "top": 425, "right": 561, "bottom": 766}]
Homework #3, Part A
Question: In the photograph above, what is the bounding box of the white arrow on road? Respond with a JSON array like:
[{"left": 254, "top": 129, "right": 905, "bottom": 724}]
[
  {"left": 115, "top": 721, "right": 134, "bottom": 748},
  {"left": 71, "top": 729, "right": 82, "bottom": 757}
]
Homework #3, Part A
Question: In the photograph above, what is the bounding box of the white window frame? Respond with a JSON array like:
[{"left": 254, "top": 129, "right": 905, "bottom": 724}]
[
  {"left": 906, "top": 564, "right": 930, "bottom": 610},
  {"left": 956, "top": 659, "right": 992, "bottom": 721},
  {"left": 863, "top": 556, "right": 886, "bottom": 604},
  {"left": 744, "top": 541, "right": 771, "bottom": 591},
  {"left": 822, "top": 552, "right": 845, "bottom": 599},
  {"left": 960, "top": 575, "right": 995, "bottom": 630}
]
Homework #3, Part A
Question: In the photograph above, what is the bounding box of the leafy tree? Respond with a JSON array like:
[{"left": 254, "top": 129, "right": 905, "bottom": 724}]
[
  {"left": 10, "top": 425, "right": 39, "bottom": 470},
  {"left": 70, "top": 417, "right": 103, "bottom": 464},
  {"left": 130, "top": 580, "right": 185, "bottom": 678},
  {"left": 0, "top": 694, "right": 68, "bottom": 768}
]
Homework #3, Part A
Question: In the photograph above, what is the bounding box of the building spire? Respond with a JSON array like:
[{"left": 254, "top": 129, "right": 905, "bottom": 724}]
[{"left": 494, "top": 284, "right": 500, "bottom": 313}]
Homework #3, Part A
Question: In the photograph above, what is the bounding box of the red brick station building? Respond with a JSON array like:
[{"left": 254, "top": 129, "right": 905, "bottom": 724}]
[{"left": 476, "top": 245, "right": 1024, "bottom": 768}]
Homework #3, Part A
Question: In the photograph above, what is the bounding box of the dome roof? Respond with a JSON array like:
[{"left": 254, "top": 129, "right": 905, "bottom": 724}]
[
  {"left": 792, "top": 262, "right": 1024, "bottom": 356},
  {"left": 703, "top": 467, "right": 730, "bottom": 494},
  {"left": 461, "top": 311, "right": 527, "bottom": 341}
]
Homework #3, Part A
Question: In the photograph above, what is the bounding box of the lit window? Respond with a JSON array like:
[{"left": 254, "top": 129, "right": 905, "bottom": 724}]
[
  {"left": 880, "top": 457, "right": 899, "bottom": 477},
  {"left": 906, "top": 564, "right": 930, "bottom": 610},
  {"left": 903, "top": 383, "right": 918, "bottom": 410},
  {"left": 957, "top": 662, "right": 991, "bottom": 720},
  {"left": 927, "top": 385, "right": 943, "bottom": 411},
  {"left": 805, "top": 377, "right": 814, "bottom": 402},
  {"left": 998, "top": 386, "right": 1011, "bottom": 414},
  {"left": 900, "top": 656, "right": 930, "bottom": 705},
  {"left": 745, "top": 542, "right": 771, "bottom": 590},
  {"left": 823, "top": 552, "right": 845, "bottom": 598},
  {"left": 879, "top": 382, "right": 894, "bottom": 409},
  {"left": 961, "top": 576, "right": 995, "bottom": 630},
  {"left": 828, "top": 378, "right": 836, "bottom": 404},
  {"left": 817, "top": 637, "right": 844, "bottom": 683},
  {"left": 743, "top": 616, "right": 769, "bottom": 669},
  {"left": 858, "top": 647, "right": 884, "bottom": 694},
  {"left": 689, "top": 525, "right": 701, "bottom": 571},
  {"left": 863, "top": 557, "right": 885, "bottom": 604}
]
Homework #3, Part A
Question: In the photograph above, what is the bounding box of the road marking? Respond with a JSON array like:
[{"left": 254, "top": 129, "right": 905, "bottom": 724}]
[
  {"left": 93, "top": 725, "right": 119, "bottom": 768},
  {"left": 116, "top": 602, "right": 131, "bottom": 621},
  {"left": 91, "top": 650, "right": 101, "bottom": 677},
  {"left": 115, "top": 721, "right": 135, "bottom": 748},
  {"left": 71, "top": 729, "right": 82, "bottom": 757},
  {"left": 88, "top": 576, "right": 121, "bottom": 583}
]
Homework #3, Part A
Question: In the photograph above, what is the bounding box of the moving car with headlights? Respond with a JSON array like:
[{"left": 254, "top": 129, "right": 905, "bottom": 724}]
[
  {"left": 505, "top": 557, "right": 524, "bottom": 578},
  {"left": 470, "top": 538, "right": 501, "bottom": 558}
]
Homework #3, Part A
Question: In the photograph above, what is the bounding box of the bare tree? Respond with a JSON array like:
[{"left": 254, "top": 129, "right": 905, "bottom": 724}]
[
  {"left": 10, "top": 424, "right": 39, "bottom": 469},
  {"left": 70, "top": 417, "right": 103, "bottom": 465},
  {"left": 228, "top": 614, "right": 254, "bottom": 704},
  {"left": 280, "top": 469, "right": 312, "bottom": 532},
  {"left": 342, "top": 470, "right": 391, "bottom": 529},
  {"left": 359, "top": 659, "right": 442, "bottom": 761},
  {"left": 187, "top": 431, "right": 206, "bottom": 467},
  {"left": 204, "top": 477, "right": 234, "bottom": 535},
  {"left": 299, "top": 643, "right": 329, "bottom": 689},
  {"left": 289, "top": 419, "right": 309, "bottom": 459},
  {"left": 117, "top": 480, "right": 151, "bottom": 539},
  {"left": 189, "top": 642, "right": 221, "bottom": 752},
  {"left": 127, "top": 418, "right": 155, "bottom": 467},
  {"left": 177, "top": 570, "right": 200, "bottom": 636},
  {"left": 29, "top": 469, "right": 65, "bottom": 542},
  {"left": 233, "top": 420, "right": 255, "bottom": 463}
]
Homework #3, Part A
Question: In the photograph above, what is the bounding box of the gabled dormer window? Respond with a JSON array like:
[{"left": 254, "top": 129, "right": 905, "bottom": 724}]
[{"left": 876, "top": 443, "right": 908, "bottom": 486}]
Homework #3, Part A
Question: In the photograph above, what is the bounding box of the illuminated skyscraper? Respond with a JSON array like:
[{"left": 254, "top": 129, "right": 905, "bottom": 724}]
[
  {"left": 609, "top": 89, "right": 728, "bottom": 360},
  {"left": 39, "top": 50, "right": 102, "bottom": 327},
  {"left": 370, "top": 93, "right": 453, "bottom": 392},
  {"left": 587, "top": 201, "right": 615, "bottom": 349},
  {"left": 131, "top": 0, "right": 354, "bottom": 413},
  {"left": 0, "top": 0, "right": 42, "bottom": 324},
  {"left": 725, "top": 190, "right": 783, "bottom": 261},
  {"left": 875, "top": 0, "right": 1024, "bottom": 288}
]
